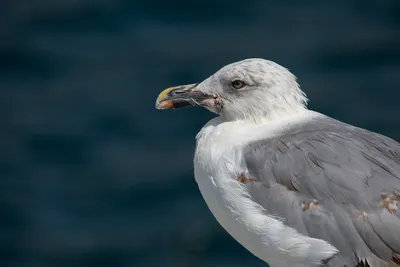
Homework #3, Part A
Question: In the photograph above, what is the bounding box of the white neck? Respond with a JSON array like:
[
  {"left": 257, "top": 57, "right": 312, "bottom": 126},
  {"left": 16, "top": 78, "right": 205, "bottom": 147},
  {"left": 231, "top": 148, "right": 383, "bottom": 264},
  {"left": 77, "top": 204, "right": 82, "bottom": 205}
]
[{"left": 220, "top": 105, "right": 309, "bottom": 124}]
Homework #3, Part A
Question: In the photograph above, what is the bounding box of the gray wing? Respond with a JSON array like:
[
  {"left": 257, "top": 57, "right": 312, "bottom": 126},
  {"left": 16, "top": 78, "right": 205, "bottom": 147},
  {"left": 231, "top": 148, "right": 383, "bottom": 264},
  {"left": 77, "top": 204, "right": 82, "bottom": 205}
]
[{"left": 242, "top": 116, "right": 400, "bottom": 267}]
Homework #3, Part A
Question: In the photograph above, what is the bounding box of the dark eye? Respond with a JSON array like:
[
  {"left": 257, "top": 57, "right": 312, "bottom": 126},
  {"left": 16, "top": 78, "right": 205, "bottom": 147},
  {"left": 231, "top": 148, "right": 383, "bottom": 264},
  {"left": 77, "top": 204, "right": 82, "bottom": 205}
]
[{"left": 231, "top": 80, "right": 245, "bottom": 89}]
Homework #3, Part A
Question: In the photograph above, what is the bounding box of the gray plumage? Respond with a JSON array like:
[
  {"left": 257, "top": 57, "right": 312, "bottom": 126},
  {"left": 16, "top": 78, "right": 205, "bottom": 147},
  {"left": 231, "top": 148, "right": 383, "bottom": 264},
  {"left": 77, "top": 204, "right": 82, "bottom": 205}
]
[
  {"left": 155, "top": 58, "right": 400, "bottom": 267},
  {"left": 243, "top": 115, "right": 400, "bottom": 267}
]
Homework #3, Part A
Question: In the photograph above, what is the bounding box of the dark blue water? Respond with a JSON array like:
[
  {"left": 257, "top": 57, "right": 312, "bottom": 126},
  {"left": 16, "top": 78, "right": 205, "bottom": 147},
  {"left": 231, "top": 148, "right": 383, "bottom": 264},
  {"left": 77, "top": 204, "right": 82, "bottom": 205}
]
[{"left": 1, "top": 1, "right": 400, "bottom": 266}]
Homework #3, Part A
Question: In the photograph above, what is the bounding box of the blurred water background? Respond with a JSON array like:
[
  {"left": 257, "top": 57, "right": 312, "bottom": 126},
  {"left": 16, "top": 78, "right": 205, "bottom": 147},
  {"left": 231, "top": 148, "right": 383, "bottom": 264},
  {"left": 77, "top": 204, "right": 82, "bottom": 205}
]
[{"left": 1, "top": 1, "right": 400, "bottom": 266}]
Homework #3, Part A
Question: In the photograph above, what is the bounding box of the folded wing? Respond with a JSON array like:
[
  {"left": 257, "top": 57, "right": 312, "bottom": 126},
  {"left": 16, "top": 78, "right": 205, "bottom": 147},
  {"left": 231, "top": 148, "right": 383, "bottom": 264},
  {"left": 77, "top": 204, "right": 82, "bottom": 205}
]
[{"left": 242, "top": 116, "right": 400, "bottom": 267}]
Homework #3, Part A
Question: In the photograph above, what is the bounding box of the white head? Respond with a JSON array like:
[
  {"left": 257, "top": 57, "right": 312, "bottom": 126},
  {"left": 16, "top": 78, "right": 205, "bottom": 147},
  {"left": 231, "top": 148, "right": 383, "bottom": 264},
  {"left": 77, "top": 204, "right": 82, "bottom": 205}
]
[{"left": 156, "top": 58, "right": 308, "bottom": 122}]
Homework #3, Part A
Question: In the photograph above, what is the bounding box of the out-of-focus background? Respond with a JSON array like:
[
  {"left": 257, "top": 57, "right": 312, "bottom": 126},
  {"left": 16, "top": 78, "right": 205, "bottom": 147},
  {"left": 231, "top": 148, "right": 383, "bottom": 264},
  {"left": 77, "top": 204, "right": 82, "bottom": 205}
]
[{"left": 1, "top": 1, "right": 400, "bottom": 266}]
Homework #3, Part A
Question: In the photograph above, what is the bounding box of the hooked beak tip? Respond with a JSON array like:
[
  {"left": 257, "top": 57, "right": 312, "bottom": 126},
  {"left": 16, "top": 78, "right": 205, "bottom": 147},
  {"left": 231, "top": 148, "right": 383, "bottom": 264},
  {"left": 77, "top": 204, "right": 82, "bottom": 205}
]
[
  {"left": 155, "top": 87, "right": 175, "bottom": 109},
  {"left": 155, "top": 84, "right": 199, "bottom": 110}
]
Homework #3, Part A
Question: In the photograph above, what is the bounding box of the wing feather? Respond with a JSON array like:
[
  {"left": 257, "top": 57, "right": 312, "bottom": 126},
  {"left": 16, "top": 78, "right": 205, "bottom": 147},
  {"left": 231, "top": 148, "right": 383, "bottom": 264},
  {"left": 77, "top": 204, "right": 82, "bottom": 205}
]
[{"left": 242, "top": 116, "right": 400, "bottom": 267}]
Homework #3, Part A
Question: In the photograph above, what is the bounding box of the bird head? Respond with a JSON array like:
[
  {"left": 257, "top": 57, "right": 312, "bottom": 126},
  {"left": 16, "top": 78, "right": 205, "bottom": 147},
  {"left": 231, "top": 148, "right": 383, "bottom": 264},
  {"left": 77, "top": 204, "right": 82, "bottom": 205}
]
[{"left": 155, "top": 58, "right": 308, "bottom": 122}]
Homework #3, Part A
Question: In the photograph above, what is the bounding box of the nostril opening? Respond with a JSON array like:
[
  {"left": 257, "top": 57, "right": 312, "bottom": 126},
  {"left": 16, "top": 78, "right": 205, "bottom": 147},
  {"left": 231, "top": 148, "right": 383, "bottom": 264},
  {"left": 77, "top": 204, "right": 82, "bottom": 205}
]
[{"left": 173, "top": 90, "right": 185, "bottom": 95}]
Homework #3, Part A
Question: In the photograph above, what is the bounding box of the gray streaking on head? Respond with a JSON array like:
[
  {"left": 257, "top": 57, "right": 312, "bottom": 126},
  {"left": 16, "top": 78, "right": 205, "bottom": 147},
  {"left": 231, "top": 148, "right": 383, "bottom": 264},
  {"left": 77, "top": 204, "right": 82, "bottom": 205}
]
[{"left": 155, "top": 58, "right": 400, "bottom": 267}]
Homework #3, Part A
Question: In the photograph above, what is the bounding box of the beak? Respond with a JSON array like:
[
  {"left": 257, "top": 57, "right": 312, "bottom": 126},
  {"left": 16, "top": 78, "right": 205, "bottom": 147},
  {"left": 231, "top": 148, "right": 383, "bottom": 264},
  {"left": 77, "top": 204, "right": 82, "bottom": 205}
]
[{"left": 155, "top": 83, "right": 211, "bottom": 110}]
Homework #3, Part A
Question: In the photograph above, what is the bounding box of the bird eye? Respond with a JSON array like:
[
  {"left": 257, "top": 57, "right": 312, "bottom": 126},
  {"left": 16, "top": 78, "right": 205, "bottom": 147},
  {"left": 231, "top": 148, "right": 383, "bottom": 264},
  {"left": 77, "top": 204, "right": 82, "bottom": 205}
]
[{"left": 231, "top": 80, "right": 245, "bottom": 89}]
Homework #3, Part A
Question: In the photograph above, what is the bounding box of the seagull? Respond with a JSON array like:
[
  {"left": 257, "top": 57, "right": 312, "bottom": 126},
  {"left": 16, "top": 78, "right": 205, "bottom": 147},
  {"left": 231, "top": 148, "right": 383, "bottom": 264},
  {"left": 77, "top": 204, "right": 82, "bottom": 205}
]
[{"left": 155, "top": 58, "right": 400, "bottom": 267}]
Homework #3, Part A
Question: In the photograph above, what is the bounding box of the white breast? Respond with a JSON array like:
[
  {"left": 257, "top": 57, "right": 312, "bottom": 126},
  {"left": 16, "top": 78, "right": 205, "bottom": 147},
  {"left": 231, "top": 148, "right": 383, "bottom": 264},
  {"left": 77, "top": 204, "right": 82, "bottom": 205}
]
[{"left": 192, "top": 114, "right": 338, "bottom": 267}]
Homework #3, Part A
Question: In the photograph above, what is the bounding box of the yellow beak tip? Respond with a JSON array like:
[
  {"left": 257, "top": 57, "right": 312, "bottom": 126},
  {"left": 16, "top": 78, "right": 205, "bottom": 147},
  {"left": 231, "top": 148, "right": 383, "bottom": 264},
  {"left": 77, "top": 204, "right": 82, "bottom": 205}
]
[
  {"left": 157, "top": 87, "right": 173, "bottom": 101},
  {"left": 155, "top": 87, "right": 175, "bottom": 109}
]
